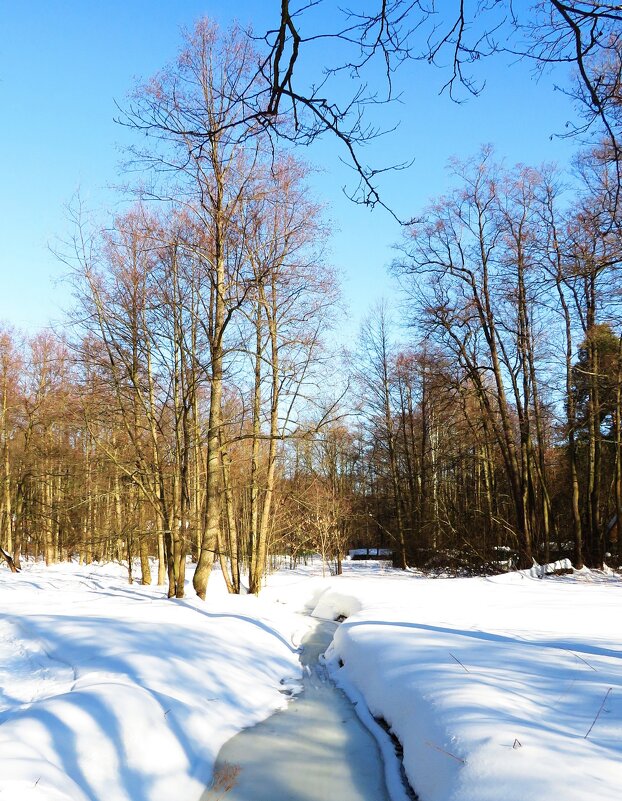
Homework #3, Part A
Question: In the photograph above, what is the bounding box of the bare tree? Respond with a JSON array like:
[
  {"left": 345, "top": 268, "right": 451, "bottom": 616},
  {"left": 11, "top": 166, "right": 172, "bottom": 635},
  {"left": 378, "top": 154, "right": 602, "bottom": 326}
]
[
  {"left": 397, "top": 153, "right": 546, "bottom": 566},
  {"left": 121, "top": 21, "right": 272, "bottom": 599}
]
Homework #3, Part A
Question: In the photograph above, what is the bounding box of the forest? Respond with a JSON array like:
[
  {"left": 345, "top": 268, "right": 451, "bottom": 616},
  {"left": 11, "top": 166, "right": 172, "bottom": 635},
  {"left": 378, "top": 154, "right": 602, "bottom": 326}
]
[{"left": 2, "top": 12, "right": 622, "bottom": 597}]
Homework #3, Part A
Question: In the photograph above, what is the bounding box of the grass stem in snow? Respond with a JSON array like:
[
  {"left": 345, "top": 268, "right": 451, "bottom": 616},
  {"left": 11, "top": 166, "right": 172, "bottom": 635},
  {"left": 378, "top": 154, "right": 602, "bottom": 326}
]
[
  {"left": 584, "top": 688, "right": 613, "bottom": 739},
  {"left": 424, "top": 741, "right": 466, "bottom": 764},
  {"left": 449, "top": 652, "right": 470, "bottom": 672}
]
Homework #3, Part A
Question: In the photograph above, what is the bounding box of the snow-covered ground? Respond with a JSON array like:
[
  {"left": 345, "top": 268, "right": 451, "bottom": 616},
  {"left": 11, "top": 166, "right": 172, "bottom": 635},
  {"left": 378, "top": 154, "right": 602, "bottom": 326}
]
[
  {"left": 1, "top": 558, "right": 621, "bottom": 801},
  {"left": 292, "top": 563, "right": 622, "bottom": 801},
  {"left": 0, "top": 562, "right": 304, "bottom": 801}
]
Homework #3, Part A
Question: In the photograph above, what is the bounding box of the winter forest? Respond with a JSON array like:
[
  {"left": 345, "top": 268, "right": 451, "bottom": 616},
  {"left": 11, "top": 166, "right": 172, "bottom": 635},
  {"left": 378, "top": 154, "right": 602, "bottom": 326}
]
[
  {"left": 0, "top": 4, "right": 622, "bottom": 597},
  {"left": 2, "top": 6, "right": 622, "bottom": 801},
  {"left": 2, "top": 6, "right": 622, "bottom": 599}
]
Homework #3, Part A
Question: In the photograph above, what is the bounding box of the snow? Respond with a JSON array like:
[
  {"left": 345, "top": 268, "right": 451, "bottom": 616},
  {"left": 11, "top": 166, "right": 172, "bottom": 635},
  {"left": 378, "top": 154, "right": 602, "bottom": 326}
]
[
  {"left": 289, "top": 565, "right": 622, "bottom": 801},
  {"left": 1, "top": 558, "right": 621, "bottom": 801},
  {"left": 0, "top": 562, "right": 304, "bottom": 801}
]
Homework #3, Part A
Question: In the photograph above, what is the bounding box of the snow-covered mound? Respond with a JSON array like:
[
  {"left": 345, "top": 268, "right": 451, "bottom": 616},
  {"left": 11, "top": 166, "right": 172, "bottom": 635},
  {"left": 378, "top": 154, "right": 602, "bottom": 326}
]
[
  {"left": 272, "top": 563, "right": 621, "bottom": 801},
  {"left": 0, "top": 562, "right": 304, "bottom": 801}
]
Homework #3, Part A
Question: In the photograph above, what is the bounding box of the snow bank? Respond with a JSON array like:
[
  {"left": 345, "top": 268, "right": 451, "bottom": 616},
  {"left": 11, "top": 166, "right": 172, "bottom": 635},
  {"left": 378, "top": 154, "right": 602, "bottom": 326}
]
[
  {"left": 290, "top": 566, "right": 622, "bottom": 801},
  {"left": 2, "top": 558, "right": 621, "bottom": 801},
  {"left": 0, "top": 562, "right": 304, "bottom": 801}
]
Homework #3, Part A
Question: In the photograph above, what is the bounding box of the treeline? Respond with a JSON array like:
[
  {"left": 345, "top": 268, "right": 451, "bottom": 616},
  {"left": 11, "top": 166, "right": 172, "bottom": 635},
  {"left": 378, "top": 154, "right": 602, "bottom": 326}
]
[
  {"left": 2, "top": 21, "right": 622, "bottom": 593},
  {"left": 355, "top": 151, "right": 622, "bottom": 573}
]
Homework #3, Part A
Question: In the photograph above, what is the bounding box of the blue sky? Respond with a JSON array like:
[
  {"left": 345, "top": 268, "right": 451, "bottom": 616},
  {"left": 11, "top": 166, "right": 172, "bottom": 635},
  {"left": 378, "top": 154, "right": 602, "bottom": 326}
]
[{"left": 0, "top": 1, "right": 580, "bottom": 337}]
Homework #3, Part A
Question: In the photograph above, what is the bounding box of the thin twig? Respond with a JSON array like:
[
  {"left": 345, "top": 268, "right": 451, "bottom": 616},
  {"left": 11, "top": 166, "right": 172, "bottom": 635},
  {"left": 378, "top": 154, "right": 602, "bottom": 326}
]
[
  {"left": 584, "top": 688, "right": 613, "bottom": 739},
  {"left": 565, "top": 649, "right": 597, "bottom": 671},
  {"left": 449, "top": 652, "right": 470, "bottom": 673},
  {"left": 425, "top": 740, "right": 466, "bottom": 764}
]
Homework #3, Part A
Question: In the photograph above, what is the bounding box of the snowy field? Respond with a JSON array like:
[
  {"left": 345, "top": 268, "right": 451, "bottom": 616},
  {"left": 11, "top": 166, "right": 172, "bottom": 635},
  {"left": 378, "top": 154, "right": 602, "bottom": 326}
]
[{"left": 0, "top": 558, "right": 620, "bottom": 801}]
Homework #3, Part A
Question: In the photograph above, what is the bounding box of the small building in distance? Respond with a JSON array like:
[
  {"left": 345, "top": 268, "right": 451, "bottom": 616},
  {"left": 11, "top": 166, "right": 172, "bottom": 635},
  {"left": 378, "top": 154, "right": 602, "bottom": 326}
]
[{"left": 348, "top": 548, "right": 394, "bottom": 561}]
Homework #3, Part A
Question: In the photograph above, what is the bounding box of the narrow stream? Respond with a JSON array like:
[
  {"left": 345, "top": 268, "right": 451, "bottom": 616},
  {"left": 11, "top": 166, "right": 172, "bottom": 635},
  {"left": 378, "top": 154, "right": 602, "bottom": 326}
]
[{"left": 202, "top": 618, "right": 391, "bottom": 801}]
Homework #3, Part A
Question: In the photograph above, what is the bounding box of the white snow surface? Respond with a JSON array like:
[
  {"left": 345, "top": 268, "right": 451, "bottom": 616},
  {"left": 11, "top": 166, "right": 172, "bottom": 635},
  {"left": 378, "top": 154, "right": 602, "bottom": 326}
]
[
  {"left": 1, "top": 558, "right": 621, "bottom": 801},
  {"left": 0, "top": 562, "right": 304, "bottom": 801}
]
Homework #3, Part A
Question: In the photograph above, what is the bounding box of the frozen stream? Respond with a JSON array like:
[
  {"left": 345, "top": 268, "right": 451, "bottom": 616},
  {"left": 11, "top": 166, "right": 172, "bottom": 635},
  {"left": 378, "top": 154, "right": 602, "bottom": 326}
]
[{"left": 202, "top": 618, "right": 391, "bottom": 801}]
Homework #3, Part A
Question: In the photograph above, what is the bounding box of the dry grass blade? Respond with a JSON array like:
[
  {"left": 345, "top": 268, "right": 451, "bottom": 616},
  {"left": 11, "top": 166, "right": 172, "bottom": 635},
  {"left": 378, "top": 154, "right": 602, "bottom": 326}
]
[
  {"left": 584, "top": 688, "right": 613, "bottom": 739},
  {"left": 425, "top": 740, "right": 466, "bottom": 764},
  {"left": 206, "top": 762, "right": 242, "bottom": 800}
]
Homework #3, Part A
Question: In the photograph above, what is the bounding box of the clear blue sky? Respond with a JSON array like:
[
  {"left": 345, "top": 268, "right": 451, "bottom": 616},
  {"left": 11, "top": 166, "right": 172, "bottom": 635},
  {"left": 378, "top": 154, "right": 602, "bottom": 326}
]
[{"left": 0, "top": 1, "right": 580, "bottom": 337}]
